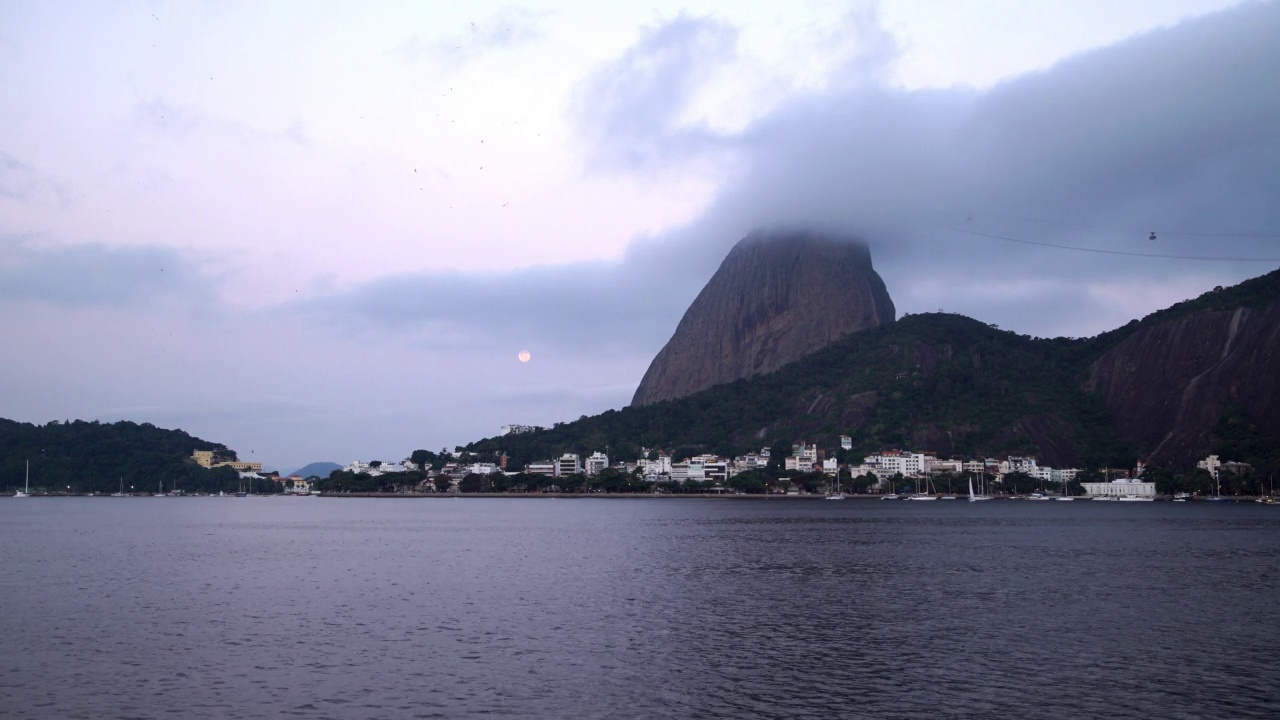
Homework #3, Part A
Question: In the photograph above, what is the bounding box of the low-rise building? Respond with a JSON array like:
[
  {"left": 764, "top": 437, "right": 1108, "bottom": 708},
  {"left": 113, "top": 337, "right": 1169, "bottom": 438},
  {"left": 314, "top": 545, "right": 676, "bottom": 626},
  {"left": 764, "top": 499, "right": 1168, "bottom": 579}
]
[
  {"left": 526, "top": 461, "right": 556, "bottom": 477},
  {"left": 1081, "top": 478, "right": 1156, "bottom": 498},
  {"left": 1197, "top": 455, "right": 1222, "bottom": 480},
  {"left": 192, "top": 450, "right": 262, "bottom": 473},
  {"left": 865, "top": 451, "right": 928, "bottom": 477}
]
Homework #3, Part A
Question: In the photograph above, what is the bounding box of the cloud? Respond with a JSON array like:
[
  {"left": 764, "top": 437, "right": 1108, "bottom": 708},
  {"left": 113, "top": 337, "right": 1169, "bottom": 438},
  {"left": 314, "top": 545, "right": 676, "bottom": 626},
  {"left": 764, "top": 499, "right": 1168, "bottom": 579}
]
[
  {"left": 0, "top": 237, "right": 210, "bottom": 307},
  {"left": 134, "top": 98, "right": 205, "bottom": 138},
  {"left": 308, "top": 2, "right": 1280, "bottom": 365},
  {"left": 399, "top": 6, "right": 550, "bottom": 71},
  {"left": 295, "top": 255, "right": 689, "bottom": 358},
  {"left": 133, "top": 97, "right": 311, "bottom": 147},
  {"left": 0, "top": 151, "right": 70, "bottom": 207},
  {"left": 571, "top": 13, "right": 740, "bottom": 171}
]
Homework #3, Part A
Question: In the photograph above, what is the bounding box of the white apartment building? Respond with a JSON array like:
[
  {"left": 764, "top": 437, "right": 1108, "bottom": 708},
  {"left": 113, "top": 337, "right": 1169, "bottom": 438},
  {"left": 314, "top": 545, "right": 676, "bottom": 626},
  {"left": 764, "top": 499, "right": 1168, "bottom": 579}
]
[
  {"left": 526, "top": 461, "right": 556, "bottom": 477},
  {"left": 692, "top": 455, "right": 728, "bottom": 482},
  {"left": 732, "top": 453, "right": 766, "bottom": 473},
  {"left": 785, "top": 455, "right": 815, "bottom": 472},
  {"left": 670, "top": 460, "right": 696, "bottom": 483},
  {"left": 467, "top": 462, "right": 498, "bottom": 476},
  {"left": 1082, "top": 478, "right": 1156, "bottom": 498},
  {"left": 556, "top": 453, "right": 581, "bottom": 477},
  {"left": 1001, "top": 456, "right": 1038, "bottom": 474},
  {"left": 926, "top": 458, "right": 963, "bottom": 475},
  {"left": 840, "top": 435, "right": 852, "bottom": 450},
  {"left": 499, "top": 424, "right": 540, "bottom": 436},
  {"left": 344, "top": 460, "right": 405, "bottom": 476},
  {"left": 865, "top": 451, "right": 928, "bottom": 477},
  {"left": 584, "top": 451, "right": 609, "bottom": 476},
  {"left": 792, "top": 443, "right": 818, "bottom": 462},
  {"left": 1197, "top": 455, "right": 1222, "bottom": 480},
  {"left": 638, "top": 455, "right": 672, "bottom": 476}
]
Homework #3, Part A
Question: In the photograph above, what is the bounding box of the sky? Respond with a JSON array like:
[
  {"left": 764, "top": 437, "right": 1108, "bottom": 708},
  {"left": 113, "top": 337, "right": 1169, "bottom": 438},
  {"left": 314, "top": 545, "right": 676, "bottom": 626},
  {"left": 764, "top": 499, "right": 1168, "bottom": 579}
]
[{"left": 3, "top": 0, "right": 1278, "bottom": 472}]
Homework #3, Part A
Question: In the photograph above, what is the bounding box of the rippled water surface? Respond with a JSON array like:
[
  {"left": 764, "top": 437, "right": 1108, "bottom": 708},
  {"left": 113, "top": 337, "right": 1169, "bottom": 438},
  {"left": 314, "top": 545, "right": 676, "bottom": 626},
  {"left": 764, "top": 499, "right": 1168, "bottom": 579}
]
[{"left": 2, "top": 498, "right": 1279, "bottom": 719}]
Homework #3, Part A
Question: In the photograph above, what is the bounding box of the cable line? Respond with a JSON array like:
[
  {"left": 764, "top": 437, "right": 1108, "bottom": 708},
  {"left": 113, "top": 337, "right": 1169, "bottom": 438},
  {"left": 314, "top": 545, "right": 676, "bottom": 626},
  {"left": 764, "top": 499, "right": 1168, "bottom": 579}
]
[
  {"left": 944, "top": 226, "right": 1280, "bottom": 262},
  {"left": 970, "top": 213, "right": 1280, "bottom": 238}
]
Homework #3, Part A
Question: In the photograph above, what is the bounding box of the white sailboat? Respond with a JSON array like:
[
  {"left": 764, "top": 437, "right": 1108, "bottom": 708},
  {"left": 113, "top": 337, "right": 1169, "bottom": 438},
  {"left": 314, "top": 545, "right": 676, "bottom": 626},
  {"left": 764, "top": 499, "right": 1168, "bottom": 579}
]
[
  {"left": 825, "top": 476, "right": 845, "bottom": 500},
  {"left": 153, "top": 479, "right": 166, "bottom": 497},
  {"left": 14, "top": 460, "right": 31, "bottom": 498},
  {"left": 111, "top": 477, "right": 127, "bottom": 497},
  {"left": 906, "top": 476, "right": 936, "bottom": 500},
  {"left": 968, "top": 474, "right": 992, "bottom": 502}
]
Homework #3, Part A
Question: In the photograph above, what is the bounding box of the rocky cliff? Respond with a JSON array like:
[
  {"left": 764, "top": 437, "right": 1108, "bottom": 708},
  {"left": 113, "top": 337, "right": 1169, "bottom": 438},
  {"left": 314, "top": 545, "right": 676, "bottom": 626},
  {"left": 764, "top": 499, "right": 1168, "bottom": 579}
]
[
  {"left": 1087, "top": 300, "right": 1280, "bottom": 467},
  {"left": 631, "top": 230, "right": 895, "bottom": 406}
]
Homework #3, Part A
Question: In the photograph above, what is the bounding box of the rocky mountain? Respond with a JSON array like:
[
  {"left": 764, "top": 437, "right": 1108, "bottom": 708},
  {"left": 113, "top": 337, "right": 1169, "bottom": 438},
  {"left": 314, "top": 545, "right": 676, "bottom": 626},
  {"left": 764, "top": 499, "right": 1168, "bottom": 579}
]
[
  {"left": 1087, "top": 274, "right": 1280, "bottom": 467},
  {"left": 631, "top": 230, "right": 895, "bottom": 406},
  {"left": 472, "top": 257, "right": 1280, "bottom": 474}
]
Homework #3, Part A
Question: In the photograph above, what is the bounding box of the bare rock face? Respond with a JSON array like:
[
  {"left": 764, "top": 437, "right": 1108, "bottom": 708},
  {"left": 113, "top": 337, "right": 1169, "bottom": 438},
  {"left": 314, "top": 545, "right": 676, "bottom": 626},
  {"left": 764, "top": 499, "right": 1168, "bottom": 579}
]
[
  {"left": 1086, "top": 302, "right": 1280, "bottom": 467},
  {"left": 631, "top": 230, "right": 895, "bottom": 406}
]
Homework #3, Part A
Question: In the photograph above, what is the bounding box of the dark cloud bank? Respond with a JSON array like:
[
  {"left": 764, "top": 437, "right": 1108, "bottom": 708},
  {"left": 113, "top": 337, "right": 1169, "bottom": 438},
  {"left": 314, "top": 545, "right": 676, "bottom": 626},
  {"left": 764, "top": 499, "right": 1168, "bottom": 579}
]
[{"left": 311, "top": 2, "right": 1280, "bottom": 370}]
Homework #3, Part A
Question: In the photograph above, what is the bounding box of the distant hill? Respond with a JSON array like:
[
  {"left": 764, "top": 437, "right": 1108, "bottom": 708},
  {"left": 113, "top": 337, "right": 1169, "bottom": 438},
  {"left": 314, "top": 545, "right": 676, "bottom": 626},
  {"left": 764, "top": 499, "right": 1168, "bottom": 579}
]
[
  {"left": 0, "top": 418, "right": 272, "bottom": 494},
  {"left": 468, "top": 266, "right": 1280, "bottom": 474},
  {"left": 289, "top": 461, "right": 341, "bottom": 479}
]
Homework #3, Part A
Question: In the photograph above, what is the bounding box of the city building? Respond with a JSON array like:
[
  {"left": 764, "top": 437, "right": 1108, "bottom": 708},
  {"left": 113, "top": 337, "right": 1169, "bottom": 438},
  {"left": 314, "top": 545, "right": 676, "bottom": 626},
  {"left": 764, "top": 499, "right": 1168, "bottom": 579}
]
[
  {"left": 584, "top": 451, "right": 609, "bottom": 476},
  {"left": 556, "top": 453, "right": 581, "bottom": 477},
  {"left": 499, "top": 424, "right": 542, "bottom": 436},
  {"left": 1081, "top": 478, "right": 1156, "bottom": 498},
  {"left": 1197, "top": 455, "right": 1222, "bottom": 480},
  {"left": 526, "top": 461, "right": 556, "bottom": 477},
  {"left": 192, "top": 450, "right": 262, "bottom": 473}
]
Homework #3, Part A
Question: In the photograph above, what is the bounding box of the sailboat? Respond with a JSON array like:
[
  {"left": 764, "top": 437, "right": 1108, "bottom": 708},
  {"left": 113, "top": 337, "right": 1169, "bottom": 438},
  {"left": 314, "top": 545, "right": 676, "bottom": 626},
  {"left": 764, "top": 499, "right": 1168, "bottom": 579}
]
[
  {"left": 1055, "top": 480, "right": 1075, "bottom": 501},
  {"left": 1206, "top": 472, "right": 1227, "bottom": 502},
  {"left": 968, "top": 474, "right": 992, "bottom": 502},
  {"left": 235, "top": 475, "right": 247, "bottom": 498},
  {"left": 1256, "top": 475, "right": 1276, "bottom": 504},
  {"left": 825, "top": 476, "right": 845, "bottom": 500},
  {"left": 906, "top": 476, "right": 936, "bottom": 500},
  {"left": 111, "top": 477, "right": 127, "bottom": 497},
  {"left": 13, "top": 460, "right": 31, "bottom": 498},
  {"left": 940, "top": 474, "right": 957, "bottom": 499},
  {"left": 153, "top": 479, "right": 166, "bottom": 497}
]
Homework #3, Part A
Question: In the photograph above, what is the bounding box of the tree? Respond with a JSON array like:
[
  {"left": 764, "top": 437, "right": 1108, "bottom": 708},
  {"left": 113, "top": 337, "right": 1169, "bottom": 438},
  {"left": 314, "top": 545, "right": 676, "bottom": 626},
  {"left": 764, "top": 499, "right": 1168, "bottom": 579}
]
[
  {"left": 458, "top": 473, "right": 486, "bottom": 493},
  {"left": 433, "top": 476, "right": 453, "bottom": 493}
]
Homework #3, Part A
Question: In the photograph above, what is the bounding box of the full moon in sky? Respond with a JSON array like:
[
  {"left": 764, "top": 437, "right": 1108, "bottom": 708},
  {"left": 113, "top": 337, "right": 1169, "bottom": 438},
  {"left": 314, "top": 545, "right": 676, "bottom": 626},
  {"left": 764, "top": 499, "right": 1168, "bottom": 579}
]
[{"left": 518, "top": 350, "right": 532, "bottom": 363}]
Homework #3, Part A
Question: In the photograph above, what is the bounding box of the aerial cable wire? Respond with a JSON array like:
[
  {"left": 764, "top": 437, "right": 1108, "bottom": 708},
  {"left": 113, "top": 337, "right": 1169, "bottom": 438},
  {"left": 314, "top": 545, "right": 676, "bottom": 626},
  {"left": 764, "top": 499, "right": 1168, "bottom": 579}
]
[
  {"left": 944, "top": 225, "right": 1280, "bottom": 263},
  {"left": 967, "top": 213, "right": 1280, "bottom": 239}
]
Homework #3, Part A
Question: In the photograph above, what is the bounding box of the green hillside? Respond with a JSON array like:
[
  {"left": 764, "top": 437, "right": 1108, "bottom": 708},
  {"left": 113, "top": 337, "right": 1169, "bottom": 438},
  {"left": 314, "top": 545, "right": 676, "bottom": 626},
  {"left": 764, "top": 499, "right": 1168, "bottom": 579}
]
[
  {"left": 469, "top": 267, "right": 1280, "bottom": 470},
  {"left": 0, "top": 419, "right": 271, "bottom": 494},
  {"left": 469, "top": 313, "right": 1128, "bottom": 468}
]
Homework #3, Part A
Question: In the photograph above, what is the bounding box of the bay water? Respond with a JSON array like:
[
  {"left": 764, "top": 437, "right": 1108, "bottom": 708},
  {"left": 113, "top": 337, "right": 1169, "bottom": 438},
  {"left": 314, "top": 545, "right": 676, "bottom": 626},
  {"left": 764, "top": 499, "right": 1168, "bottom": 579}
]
[{"left": 2, "top": 497, "right": 1278, "bottom": 718}]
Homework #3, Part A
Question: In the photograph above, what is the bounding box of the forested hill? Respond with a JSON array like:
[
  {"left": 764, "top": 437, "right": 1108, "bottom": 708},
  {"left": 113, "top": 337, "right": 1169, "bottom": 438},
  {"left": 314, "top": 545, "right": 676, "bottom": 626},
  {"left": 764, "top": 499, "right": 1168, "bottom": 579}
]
[
  {"left": 0, "top": 419, "right": 255, "bottom": 494},
  {"left": 470, "top": 312, "right": 1129, "bottom": 470},
  {"left": 467, "top": 267, "right": 1280, "bottom": 472}
]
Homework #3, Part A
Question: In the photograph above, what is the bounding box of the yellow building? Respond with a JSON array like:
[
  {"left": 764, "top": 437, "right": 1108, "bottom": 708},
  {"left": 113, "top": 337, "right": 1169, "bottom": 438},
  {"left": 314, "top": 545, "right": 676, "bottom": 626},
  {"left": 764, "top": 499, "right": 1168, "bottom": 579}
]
[{"left": 192, "top": 450, "right": 262, "bottom": 473}]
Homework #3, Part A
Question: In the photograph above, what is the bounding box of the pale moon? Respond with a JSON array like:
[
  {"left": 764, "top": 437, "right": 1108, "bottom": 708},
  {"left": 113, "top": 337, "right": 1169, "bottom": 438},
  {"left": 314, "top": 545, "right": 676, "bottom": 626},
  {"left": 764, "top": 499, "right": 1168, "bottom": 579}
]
[{"left": 517, "top": 350, "right": 532, "bottom": 363}]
